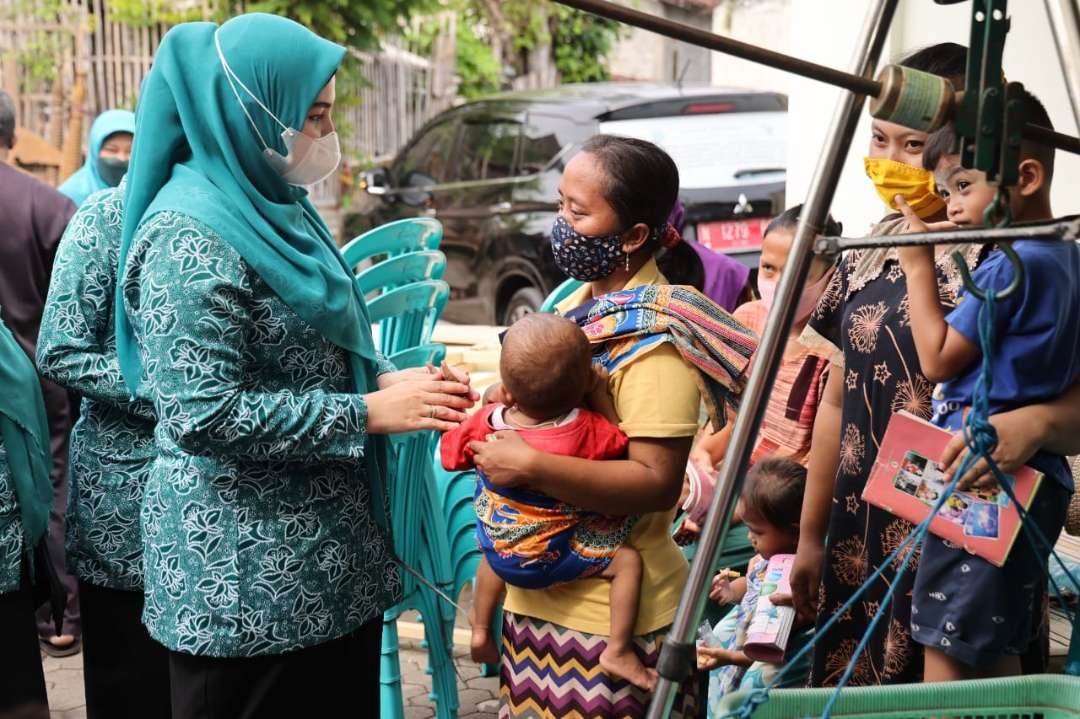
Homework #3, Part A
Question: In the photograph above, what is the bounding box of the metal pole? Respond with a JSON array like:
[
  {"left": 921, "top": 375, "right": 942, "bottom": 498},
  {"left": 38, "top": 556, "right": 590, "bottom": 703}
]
[
  {"left": 815, "top": 216, "right": 1080, "bottom": 256},
  {"left": 1043, "top": 0, "right": 1080, "bottom": 133},
  {"left": 645, "top": 0, "right": 901, "bottom": 715},
  {"left": 553, "top": 0, "right": 882, "bottom": 96},
  {"left": 552, "top": 0, "right": 1080, "bottom": 157}
]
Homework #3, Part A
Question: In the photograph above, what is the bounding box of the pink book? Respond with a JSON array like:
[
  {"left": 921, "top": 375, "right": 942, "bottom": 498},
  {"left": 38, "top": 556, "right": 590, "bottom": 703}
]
[
  {"left": 862, "top": 411, "right": 1043, "bottom": 567},
  {"left": 743, "top": 554, "right": 796, "bottom": 664}
]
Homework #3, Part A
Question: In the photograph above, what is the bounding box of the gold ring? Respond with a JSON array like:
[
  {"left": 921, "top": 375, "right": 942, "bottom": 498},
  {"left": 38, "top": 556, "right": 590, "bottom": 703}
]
[{"left": 429, "top": 405, "right": 437, "bottom": 419}]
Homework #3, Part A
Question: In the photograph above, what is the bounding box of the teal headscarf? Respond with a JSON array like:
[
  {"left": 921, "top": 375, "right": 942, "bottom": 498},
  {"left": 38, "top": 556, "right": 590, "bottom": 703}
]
[
  {"left": 0, "top": 315, "right": 53, "bottom": 548},
  {"left": 116, "top": 14, "right": 390, "bottom": 531},
  {"left": 58, "top": 109, "right": 135, "bottom": 207}
]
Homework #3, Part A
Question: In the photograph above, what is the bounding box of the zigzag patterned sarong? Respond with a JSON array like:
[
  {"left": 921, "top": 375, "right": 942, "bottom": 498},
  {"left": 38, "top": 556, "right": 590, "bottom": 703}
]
[{"left": 499, "top": 612, "right": 702, "bottom": 718}]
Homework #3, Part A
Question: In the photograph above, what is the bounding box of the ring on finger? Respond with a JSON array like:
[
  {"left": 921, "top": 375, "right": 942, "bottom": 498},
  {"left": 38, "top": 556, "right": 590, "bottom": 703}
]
[{"left": 428, "top": 405, "right": 437, "bottom": 420}]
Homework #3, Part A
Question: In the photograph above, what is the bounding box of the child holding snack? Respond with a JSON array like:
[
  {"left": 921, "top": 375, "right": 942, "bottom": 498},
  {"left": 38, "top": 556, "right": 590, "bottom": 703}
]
[
  {"left": 895, "top": 88, "right": 1080, "bottom": 681},
  {"left": 441, "top": 312, "right": 657, "bottom": 690},
  {"left": 697, "top": 458, "right": 810, "bottom": 712}
]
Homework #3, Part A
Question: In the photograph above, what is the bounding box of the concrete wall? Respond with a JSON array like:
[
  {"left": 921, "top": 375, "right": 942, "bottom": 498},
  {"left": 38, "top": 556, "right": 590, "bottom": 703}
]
[
  {"left": 711, "top": 0, "right": 792, "bottom": 94},
  {"left": 784, "top": 0, "right": 1080, "bottom": 235},
  {"left": 608, "top": 0, "right": 715, "bottom": 83}
]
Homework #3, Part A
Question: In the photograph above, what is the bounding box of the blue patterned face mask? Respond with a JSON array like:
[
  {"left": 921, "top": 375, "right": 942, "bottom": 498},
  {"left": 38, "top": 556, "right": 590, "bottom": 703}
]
[{"left": 550, "top": 215, "right": 625, "bottom": 282}]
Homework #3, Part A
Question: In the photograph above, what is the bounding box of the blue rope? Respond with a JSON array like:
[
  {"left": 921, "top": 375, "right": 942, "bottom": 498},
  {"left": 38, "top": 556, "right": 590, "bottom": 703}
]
[{"left": 722, "top": 286, "right": 1080, "bottom": 719}]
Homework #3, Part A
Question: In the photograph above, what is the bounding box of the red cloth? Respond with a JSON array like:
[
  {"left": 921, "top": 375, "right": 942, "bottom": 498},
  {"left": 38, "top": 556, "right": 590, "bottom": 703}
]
[{"left": 440, "top": 404, "right": 629, "bottom": 471}]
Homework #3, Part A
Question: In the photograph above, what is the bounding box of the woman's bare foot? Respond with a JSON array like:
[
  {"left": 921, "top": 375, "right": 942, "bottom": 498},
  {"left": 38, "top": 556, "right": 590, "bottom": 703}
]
[
  {"left": 599, "top": 645, "right": 658, "bottom": 691},
  {"left": 470, "top": 626, "right": 500, "bottom": 665}
]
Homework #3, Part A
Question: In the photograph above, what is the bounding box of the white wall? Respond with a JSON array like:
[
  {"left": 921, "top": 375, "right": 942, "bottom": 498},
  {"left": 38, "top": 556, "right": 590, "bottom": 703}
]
[
  {"left": 711, "top": 0, "right": 793, "bottom": 95},
  {"left": 784, "top": 0, "right": 1080, "bottom": 235}
]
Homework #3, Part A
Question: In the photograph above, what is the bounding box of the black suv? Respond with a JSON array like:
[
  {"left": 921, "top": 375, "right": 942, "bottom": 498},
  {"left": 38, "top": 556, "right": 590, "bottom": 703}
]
[{"left": 354, "top": 83, "right": 787, "bottom": 325}]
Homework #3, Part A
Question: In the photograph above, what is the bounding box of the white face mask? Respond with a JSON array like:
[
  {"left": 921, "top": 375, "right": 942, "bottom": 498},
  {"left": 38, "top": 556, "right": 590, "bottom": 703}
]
[{"left": 214, "top": 30, "right": 341, "bottom": 187}]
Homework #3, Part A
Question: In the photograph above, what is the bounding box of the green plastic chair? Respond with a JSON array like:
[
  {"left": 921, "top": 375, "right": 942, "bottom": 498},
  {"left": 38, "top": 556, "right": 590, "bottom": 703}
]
[
  {"left": 367, "top": 280, "right": 449, "bottom": 358},
  {"left": 342, "top": 217, "right": 443, "bottom": 269},
  {"left": 388, "top": 343, "right": 446, "bottom": 371},
  {"left": 718, "top": 674, "right": 1080, "bottom": 718},
  {"left": 357, "top": 251, "right": 446, "bottom": 296},
  {"left": 537, "top": 277, "right": 582, "bottom": 313}
]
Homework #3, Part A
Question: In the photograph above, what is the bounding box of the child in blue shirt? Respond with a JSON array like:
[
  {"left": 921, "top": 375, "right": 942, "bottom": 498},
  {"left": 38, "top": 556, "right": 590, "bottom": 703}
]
[{"left": 895, "top": 88, "right": 1080, "bottom": 681}]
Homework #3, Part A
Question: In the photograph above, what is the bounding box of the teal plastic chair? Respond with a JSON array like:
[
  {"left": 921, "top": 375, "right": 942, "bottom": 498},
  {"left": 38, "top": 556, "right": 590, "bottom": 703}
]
[
  {"left": 342, "top": 217, "right": 443, "bottom": 269},
  {"left": 367, "top": 280, "right": 449, "bottom": 358},
  {"left": 388, "top": 343, "right": 446, "bottom": 371},
  {"left": 537, "top": 277, "right": 582, "bottom": 313},
  {"left": 357, "top": 251, "right": 446, "bottom": 295}
]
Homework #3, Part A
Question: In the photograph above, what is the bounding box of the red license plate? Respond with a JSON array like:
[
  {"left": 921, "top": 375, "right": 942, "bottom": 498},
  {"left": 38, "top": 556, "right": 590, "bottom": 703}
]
[{"left": 696, "top": 218, "right": 770, "bottom": 253}]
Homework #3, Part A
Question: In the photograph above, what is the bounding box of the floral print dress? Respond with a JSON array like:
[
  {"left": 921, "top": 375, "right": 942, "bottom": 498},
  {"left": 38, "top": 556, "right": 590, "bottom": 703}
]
[
  {"left": 805, "top": 218, "right": 984, "bottom": 686},
  {"left": 37, "top": 185, "right": 156, "bottom": 591},
  {"left": 122, "top": 210, "right": 401, "bottom": 657}
]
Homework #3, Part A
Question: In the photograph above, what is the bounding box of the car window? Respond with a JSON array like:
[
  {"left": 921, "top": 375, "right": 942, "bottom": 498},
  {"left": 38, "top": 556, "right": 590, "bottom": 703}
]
[
  {"left": 393, "top": 117, "right": 458, "bottom": 188},
  {"left": 519, "top": 114, "right": 574, "bottom": 174},
  {"left": 599, "top": 111, "right": 786, "bottom": 189},
  {"left": 452, "top": 119, "right": 521, "bottom": 183}
]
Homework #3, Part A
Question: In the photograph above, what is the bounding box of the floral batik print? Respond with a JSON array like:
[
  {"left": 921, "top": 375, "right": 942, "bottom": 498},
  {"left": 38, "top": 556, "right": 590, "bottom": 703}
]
[
  {"left": 123, "top": 210, "right": 401, "bottom": 657},
  {"left": 37, "top": 185, "right": 157, "bottom": 591},
  {"left": 805, "top": 228, "right": 986, "bottom": 687},
  {"left": 0, "top": 442, "right": 23, "bottom": 593}
]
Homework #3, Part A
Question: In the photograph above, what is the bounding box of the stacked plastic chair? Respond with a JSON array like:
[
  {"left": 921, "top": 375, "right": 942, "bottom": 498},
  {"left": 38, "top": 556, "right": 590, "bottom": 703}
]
[{"left": 342, "top": 219, "right": 458, "bottom": 719}]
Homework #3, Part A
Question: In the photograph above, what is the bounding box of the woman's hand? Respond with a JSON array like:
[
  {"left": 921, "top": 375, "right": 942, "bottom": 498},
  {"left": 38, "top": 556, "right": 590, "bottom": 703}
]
[
  {"left": 940, "top": 406, "right": 1048, "bottom": 490},
  {"left": 468, "top": 430, "right": 539, "bottom": 490},
  {"left": 365, "top": 378, "right": 475, "bottom": 435},
  {"left": 672, "top": 516, "right": 701, "bottom": 546},
  {"left": 378, "top": 363, "right": 479, "bottom": 402},
  {"left": 789, "top": 541, "right": 824, "bottom": 627}
]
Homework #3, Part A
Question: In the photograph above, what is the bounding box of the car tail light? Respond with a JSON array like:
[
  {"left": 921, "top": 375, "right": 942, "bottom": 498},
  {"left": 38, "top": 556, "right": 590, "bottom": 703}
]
[{"left": 683, "top": 102, "right": 735, "bottom": 114}]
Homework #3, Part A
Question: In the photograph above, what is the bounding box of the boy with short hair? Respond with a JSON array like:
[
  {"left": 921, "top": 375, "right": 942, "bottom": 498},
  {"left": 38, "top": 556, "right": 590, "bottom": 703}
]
[{"left": 894, "top": 88, "right": 1080, "bottom": 681}]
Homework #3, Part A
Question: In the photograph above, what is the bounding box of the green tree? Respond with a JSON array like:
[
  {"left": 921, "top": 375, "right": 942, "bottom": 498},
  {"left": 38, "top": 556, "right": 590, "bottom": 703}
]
[{"left": 410, "top": 0, "right": 622, "bottom": 99}]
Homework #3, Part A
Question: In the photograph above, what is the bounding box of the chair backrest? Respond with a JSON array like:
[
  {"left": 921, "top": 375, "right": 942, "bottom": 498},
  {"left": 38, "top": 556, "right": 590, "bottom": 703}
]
[
  {"left": 356, "top": 250, "right": 446, "bottom": 296},
  {"left": 538, "top": 277, "right": 583, "bottom": 314},
  {"left": 341, "top": 218, "right": 443, "bottom": 269},
  {"left": 367, "top": 280, "right": 449, "bottom": 356},
  {"left": 389, "top": 343, "right": 446, "bottom": 370}
]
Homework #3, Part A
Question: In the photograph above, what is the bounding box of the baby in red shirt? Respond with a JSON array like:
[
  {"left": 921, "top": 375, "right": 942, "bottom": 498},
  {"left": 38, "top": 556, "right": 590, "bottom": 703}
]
[{"left": 441, "top": 313, "right": 656, "bottom": 690}]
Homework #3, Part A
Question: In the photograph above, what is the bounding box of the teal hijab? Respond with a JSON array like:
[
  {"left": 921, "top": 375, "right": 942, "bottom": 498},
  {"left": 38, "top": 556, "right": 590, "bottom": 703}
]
[
  {"left": 58, "top": 109, "right": 135, "bottom": 207},
  {"left": 116, "top": 14, "right": 390, "bottom": 531},
  {"left": 0, "top": 315, "right": 53, "bottom": 547}
]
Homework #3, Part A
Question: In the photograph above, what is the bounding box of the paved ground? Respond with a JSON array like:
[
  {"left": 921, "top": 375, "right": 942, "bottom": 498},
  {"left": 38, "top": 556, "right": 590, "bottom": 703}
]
[{"left": 42, "top": 629, "right": 500, "bottom": 719}]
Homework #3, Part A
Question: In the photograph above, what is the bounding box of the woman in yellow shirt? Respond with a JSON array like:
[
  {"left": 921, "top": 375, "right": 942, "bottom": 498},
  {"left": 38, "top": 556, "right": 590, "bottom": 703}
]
[{"left": 471, "top": 135, "right": 755, "bottom": 718}]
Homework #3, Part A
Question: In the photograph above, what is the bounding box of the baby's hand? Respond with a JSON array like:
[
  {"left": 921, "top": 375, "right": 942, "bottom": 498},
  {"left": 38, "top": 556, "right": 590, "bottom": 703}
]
[
  {"left": 588, "top": 365, "right": 611, "bottom": 396},
  {"left": 709, "top": 570, "right": 740, "bottom": 605},
  {"left": 697, "top": 645, "right": 737, "bottom": 671}
]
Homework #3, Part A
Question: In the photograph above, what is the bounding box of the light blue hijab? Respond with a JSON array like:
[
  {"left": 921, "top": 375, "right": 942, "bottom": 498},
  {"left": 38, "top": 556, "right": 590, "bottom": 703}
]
[{"left": 58, "top": 109, "right": 135, "bottom": 206}]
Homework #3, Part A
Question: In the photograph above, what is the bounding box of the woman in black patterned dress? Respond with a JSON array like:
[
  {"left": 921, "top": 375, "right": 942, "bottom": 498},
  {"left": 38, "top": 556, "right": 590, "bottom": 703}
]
[{"left": 789, "top": 43, "right": 1080, "bottom": 686}]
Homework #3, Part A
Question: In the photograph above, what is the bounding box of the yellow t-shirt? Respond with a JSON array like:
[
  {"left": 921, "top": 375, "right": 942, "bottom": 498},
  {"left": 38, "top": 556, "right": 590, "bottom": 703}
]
[{"left": 501, "top": 259, "right": 700, "bottom": 635}]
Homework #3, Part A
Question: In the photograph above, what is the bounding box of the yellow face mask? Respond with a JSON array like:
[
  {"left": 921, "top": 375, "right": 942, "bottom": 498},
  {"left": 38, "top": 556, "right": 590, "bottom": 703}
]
[{"left": 863, "top": 157, "right": 946, "bottom": 218}]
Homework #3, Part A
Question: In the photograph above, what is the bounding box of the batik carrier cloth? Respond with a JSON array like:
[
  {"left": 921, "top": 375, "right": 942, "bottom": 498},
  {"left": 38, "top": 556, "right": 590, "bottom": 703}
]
[
  {"left": 440, "top": 404, "right": 633, "bottom": 589},
  {"left": 563, "top": 284, "right": 757, "bottom": 431}
]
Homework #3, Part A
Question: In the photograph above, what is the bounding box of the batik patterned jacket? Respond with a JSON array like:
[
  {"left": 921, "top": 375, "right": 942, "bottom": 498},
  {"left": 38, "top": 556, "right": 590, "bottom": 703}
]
[
  {"left": 123, "top": 209, "right": 400, "bottom": 657},
  {"left": 37, "top": 185, "right": 156, "bottom": 591}
]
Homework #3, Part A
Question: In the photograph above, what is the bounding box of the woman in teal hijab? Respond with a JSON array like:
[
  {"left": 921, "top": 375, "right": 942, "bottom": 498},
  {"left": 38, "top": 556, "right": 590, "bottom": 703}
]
[
  {"left": 0, "top": 314, "right": 55, "bottom": 716},
  {"left": 57, "top": 109, "right": 135, "bottom": 207},
  {"left": 116, "top": 14, "right": 475, "bottom": 717}
]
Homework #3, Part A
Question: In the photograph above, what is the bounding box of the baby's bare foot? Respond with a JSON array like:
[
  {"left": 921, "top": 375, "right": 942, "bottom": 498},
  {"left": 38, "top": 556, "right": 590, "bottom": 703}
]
[
  {"left": 599, "top": 646, "right": 658, "bottom": 691},
  {"left": 470, "top": 627, "right": 500, "bottom": 665}
]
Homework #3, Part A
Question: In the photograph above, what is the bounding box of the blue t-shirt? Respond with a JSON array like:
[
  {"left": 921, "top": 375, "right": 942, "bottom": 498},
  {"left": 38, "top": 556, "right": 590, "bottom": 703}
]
[{"left": 933, "top": 239, "right": 1080, "bottom": 491}]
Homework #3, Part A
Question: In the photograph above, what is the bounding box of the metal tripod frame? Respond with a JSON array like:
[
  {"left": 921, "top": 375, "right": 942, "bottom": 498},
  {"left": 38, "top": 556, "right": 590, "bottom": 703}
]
[{"left": 545, "top": 1, "right": 1080, "bottom": 717}]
